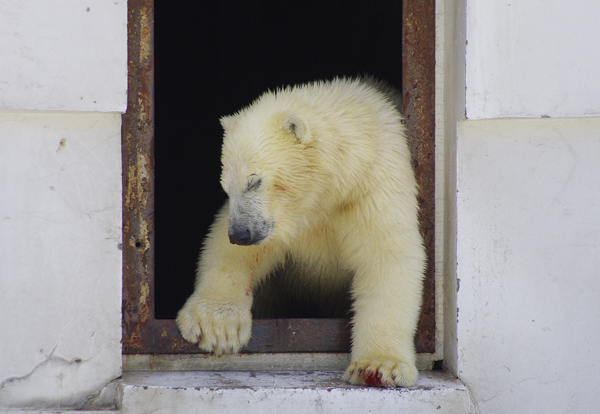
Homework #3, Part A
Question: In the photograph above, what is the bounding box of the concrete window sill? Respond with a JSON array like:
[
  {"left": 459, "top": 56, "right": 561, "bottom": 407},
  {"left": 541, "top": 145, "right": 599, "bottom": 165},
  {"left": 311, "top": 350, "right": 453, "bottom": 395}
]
[{"left": 121, "top": 370, "right": 472, "bottom": 414}]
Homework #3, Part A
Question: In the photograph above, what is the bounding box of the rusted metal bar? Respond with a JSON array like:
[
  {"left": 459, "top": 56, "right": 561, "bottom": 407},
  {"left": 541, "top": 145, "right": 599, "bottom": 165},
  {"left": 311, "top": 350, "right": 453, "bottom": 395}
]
[
  {"left": 124, "top": 319, "right": 351, "bottom": 354},
  {"left": 403, "top": 0, "right": 436, "bottom": 353},
  {"left": 122, "top": 0, "right": 156, "bottom": 353}
]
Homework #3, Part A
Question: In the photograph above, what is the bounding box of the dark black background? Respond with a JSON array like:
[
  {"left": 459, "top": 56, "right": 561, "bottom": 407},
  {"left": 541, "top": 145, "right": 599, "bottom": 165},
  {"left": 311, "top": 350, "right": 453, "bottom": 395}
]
[{"left": 154, "top": 0, "right": 404, "bottom": 319}]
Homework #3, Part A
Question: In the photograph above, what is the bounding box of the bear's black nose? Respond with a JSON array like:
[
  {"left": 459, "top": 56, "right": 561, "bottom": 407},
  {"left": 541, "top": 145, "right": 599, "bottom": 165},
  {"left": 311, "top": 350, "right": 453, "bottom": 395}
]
[{"left": 228, "top": 227, "right": 253, "bottom": 245}]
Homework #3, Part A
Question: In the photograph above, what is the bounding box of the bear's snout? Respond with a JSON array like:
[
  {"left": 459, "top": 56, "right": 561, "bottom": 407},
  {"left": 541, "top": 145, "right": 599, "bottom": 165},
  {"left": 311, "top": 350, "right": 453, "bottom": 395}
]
[
  {"left": 227, "top": 193, "right": 272, "bottom": 245},
  {"left": 228, "top": 225, "right": 255, "bottom": 245}
]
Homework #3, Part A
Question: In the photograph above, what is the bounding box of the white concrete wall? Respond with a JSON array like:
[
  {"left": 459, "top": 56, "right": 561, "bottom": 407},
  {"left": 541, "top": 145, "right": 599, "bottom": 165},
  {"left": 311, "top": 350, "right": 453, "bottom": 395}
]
[
  {"left": 0, "top": 112, "right": 123, "bottom": 409},
  {"left": 458, "top": 1, "right": 600, "bottom": 412},
  {"left": 466, "top": 0, "right": 600, "bottom": 119},
  {"left": 456, "top": 118, "right": 600, "bottom": 413},
  {"left": 0, "top": 0, "right": 127, "bottom": 112},
  {"left": 0, "top": 0, "right": 126, "bottom": 410}
]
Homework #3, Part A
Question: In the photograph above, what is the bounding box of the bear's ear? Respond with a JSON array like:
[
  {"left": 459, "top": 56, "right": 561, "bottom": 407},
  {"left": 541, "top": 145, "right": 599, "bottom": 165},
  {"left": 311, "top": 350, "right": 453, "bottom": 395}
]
[
  {"left": 282, "top": 114, "right": 311, "bottom": 144},
  {"left": 220, "top": 115, "right": 237, "bottom": 132}
]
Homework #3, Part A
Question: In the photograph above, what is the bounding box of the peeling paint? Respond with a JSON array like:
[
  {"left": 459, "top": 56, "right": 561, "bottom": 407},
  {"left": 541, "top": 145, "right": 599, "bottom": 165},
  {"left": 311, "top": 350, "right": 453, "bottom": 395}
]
[
  {"left": 81, "top": 377, "right": 123, "bottom": 410},
  {"left": 138, "top": 8, "right": 152, "bottom": 63},
  {"left": 0, "top": 354, "right": 121, "bottom": 410},
  {"left": 0, "top": 341, "right": 64, "bottom": 393},
  {"left": 0, "top": 312, "right": 121, "bottom": 409}
]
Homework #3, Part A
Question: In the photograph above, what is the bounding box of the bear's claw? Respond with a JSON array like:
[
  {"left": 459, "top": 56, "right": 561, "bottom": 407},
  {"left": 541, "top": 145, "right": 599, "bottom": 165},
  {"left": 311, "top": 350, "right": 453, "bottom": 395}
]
[
  {"left": 343, "top": 358, "right": 418, "bottom": 387},
  {"left": 176, "top": 298, "right": 252, "bottom": 355}
]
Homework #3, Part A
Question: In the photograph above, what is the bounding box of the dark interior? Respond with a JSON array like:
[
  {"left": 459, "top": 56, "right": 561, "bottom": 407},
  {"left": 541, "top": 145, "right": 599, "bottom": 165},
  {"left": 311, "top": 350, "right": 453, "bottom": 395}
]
[{"left": 154, "top": 0, "right": 404, "bottom": 319}]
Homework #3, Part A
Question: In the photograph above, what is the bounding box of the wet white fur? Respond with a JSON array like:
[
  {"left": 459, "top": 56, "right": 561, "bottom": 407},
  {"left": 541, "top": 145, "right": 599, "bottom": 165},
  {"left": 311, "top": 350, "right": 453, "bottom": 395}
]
[{"left": 177, "top": 78, "right": 425, "bottom": 387}]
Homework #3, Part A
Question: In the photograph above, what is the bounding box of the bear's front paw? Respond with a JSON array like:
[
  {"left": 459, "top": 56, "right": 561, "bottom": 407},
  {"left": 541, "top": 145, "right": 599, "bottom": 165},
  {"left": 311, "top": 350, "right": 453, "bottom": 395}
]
[
  {"left": 176, "top": 299, "right": 252, "bottom": 355},
  {"left": 343, "top": 358, "right": 418, "bottom": 387}
]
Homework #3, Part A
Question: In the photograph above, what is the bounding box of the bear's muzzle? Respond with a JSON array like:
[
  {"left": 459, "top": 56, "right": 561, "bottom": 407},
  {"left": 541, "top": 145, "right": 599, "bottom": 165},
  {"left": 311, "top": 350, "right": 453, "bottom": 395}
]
[{"left": 228, "top": 225, "right": 256, "bottom": 245}]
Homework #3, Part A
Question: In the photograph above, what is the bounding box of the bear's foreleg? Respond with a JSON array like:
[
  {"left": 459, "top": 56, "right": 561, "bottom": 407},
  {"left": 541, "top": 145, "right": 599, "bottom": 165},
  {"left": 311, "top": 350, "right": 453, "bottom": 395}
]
[
  {"left": 343, "top": 252, "right": 424, "bottom": 387},
  {"left": 176, "top": 206, "right": 279, "bottom": 354}
]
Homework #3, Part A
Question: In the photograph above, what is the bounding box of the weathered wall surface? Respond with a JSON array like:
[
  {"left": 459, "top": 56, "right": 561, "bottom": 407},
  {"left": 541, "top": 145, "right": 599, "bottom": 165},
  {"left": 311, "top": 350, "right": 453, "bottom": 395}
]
[
  {"left": 0, "top": 113, "right": 123, "bottom": 409},
  {"left": 465, "top": 0, "right": 600, "bottom": 119},
  {"left": 456, "top": 118, "right": 600, "bottom": 413},
  {"left": 458, "top": 1, "right": 600, "bottom": 412},
  {"left": 0, "top": 0, "right": 127, "bottom": 112},
  {"left": 0, "top": 0, "right": 126, "bottom": 409}
]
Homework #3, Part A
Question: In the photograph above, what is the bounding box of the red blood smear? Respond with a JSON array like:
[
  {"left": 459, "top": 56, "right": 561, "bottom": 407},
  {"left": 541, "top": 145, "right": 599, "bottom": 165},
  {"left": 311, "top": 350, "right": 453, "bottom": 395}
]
[{"left": 364, "top": 371, "right": 382, "bottom": 387}]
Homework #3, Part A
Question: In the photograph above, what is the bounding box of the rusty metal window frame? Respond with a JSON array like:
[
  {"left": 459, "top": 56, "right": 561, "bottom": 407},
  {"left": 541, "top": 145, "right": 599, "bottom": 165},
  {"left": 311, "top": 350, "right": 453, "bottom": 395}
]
[{"left": 122, "top": 0, "right": 435, "bottom": 356}]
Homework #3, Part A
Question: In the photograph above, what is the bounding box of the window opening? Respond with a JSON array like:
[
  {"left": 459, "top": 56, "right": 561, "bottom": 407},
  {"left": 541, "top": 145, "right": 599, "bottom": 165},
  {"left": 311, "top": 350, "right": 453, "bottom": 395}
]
[{"left": 123, "top": 0, "right": 435, "bottom": 355}]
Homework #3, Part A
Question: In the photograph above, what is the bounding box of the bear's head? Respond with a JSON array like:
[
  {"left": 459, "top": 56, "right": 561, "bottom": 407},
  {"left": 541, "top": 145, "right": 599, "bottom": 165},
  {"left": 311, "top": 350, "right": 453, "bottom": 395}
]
[{"left": 219, "top": 103, "right": 320, "bottom": 247}]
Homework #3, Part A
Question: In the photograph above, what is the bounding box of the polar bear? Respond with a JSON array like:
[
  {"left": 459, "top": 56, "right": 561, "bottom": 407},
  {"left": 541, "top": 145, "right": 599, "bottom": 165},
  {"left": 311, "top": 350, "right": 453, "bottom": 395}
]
[{"left": 176, "top": 78, "right": 425, "bottom": 387}]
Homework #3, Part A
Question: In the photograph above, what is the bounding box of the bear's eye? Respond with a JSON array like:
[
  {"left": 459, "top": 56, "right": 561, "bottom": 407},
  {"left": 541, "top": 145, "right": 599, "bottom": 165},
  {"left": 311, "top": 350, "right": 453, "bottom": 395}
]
[{"left": 247, "top": 175, "right": 262, "bottom": 191}]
